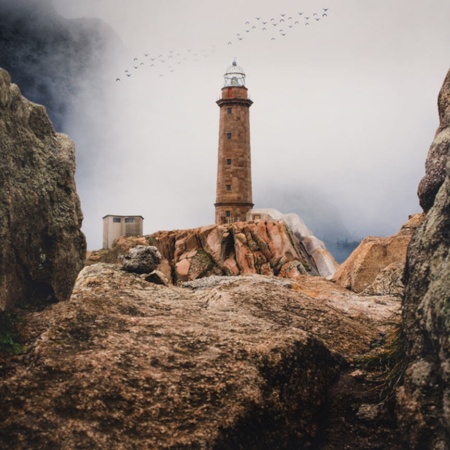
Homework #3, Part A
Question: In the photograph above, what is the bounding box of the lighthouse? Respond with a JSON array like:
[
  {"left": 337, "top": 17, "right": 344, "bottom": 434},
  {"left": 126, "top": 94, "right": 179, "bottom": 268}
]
[{"left": 215, "top": 60, "right": 254, "bottom": 224}]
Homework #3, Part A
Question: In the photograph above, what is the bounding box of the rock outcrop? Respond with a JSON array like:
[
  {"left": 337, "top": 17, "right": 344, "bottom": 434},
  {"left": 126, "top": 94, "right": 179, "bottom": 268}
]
[
  {"left": 0, "top": 69, "right": 86, "bottom": 312},
  {"left": 418, "top": 69, "right": 450, "bottom": 212},
  {"left": 89, "top": 216, "right": 339, "bottom": 283},
  {"left": 88, "top": 220, "right": 317, "bottom": 284},
  {"left": 332, "top": 214, "right": 424, "bottom": 294},
  {"left": 396, "top": 88, "right": 450, "bottom": 447},
  {"left": 248, "top": 208, "right": 340, "bottom": 279},
  {"left": 0, "top": 263, "right": 399, "bottom": 449}
]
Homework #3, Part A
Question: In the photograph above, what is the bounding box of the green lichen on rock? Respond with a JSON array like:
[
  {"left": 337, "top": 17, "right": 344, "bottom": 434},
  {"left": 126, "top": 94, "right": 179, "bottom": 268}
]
[{"left": 0, "top": 69, "right": 86, "bottom": 315}]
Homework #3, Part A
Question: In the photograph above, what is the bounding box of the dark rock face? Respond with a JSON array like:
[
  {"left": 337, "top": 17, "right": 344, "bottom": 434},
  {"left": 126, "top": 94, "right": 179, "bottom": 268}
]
[
  {"left": 397, "top": 70, "right": 450, "bottom": 448},
  {"left": 418, "top": 69, "right": 450, "bottom": 212},
  {"left": 119, "top": 245, "right": 162, "bottom": 274},
  {"left": 398, "top": 172, "right": 450, "bottom": 449},
  {"left": 0, "top": 69, "right": 86, "bottom": 312}
]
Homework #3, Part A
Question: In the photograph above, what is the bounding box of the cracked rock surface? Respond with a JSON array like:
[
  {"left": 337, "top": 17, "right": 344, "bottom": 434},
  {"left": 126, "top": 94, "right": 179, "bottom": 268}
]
[{"left": 0, "top": 264, "right": 399, "bottom": 449}]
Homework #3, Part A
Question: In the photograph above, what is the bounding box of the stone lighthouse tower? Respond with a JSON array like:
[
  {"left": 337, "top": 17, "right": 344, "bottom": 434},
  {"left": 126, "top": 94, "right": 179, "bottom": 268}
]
[{"left": 215, "top": 60, "right": 254, "bottom": 224}]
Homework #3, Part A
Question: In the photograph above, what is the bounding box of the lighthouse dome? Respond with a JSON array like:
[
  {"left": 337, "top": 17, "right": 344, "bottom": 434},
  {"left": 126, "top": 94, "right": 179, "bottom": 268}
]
[{"left": 223, "top": 59, "right": 246, "bottom": 87}]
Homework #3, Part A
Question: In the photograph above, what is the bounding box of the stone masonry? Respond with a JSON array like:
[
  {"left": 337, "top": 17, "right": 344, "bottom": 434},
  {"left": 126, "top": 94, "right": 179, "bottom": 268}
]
[{"left": 215, "top": 69, "right": 254, "bottom": 224}]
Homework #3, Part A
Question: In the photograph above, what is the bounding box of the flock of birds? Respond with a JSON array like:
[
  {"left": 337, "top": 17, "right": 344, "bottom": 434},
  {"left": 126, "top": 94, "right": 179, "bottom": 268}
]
[{"left": 115, "top": 8, "right": 329, "bottom": 82}]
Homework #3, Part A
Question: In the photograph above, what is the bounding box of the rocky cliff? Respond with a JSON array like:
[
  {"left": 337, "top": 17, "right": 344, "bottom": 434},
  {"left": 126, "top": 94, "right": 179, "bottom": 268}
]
[
  {"left": 0, "top": 69, "right": 86, "bottom": 312},
  {"left": 332, "top": 214, "right": 424, "bottom": 295},
  {"left": 418, "top": 69, "right": 450, "bottom": 212},
  {"left": 0, "top": 263, "right": 400, "bottom": 449},
  {"left": 397, "top": 69, "right": 450, "bottom": 449},
  {"left": 88, "top": 219, "right": 338, "bottom": 284}
]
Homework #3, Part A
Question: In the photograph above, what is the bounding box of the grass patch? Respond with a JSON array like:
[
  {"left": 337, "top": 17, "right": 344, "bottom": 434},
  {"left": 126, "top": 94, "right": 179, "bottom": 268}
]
[
  {"left": 0, "top": 312, "right": 27, "bottom": 355},
  {"left": 355, "top": 319, "right": 407, "bottom": 402}
]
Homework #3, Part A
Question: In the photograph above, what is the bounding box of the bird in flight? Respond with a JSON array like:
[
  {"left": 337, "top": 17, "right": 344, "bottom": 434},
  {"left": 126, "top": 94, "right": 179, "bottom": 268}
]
[{"left": 116, "top": 78, "right": 120, "bottom": 81}]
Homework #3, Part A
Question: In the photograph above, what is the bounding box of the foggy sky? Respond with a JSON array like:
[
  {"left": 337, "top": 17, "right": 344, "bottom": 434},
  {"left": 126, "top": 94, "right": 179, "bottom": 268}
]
[{"left": 52, "top": 0, "right": 450, "bottom": 249}]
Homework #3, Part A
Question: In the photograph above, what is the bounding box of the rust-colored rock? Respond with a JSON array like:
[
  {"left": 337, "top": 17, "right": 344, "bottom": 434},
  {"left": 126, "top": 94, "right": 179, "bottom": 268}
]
[
  {"left": 332, "top": 214, "right": 424, "bottom": 294},
  {"left": 0, "top": 264, "right": 399, "bottom": 449},
  {"left": 88, "top": 220, "right": 317, "bottom": 285}
]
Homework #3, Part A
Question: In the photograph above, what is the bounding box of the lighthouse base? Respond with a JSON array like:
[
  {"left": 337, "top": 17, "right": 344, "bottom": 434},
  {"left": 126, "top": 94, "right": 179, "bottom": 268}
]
[{"left": 215, "top": 202, "right": 254, "bottom": 225}]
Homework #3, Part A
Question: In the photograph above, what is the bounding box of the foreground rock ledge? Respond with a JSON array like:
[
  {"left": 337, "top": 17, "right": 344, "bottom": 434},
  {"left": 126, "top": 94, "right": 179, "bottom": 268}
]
[{"left": 0, "top": 264, "right": 398, "bottom": 449}]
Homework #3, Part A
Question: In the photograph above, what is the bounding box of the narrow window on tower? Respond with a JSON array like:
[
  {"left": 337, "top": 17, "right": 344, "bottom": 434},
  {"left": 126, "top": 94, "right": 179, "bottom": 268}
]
[
  {"left": 226, "top": 158, "right": 232, "bottom": 165},
  {"left": 226, "top": 211, "right": 231, "bottom": 217},
  {"left": 226, "top": 184, "right": 231, "bottom": 191},
  {"left": 227, "top": 107, "right": 232, "bottom": 114},
  {"left": 227, "top": 132, "right": 232, "bottom": 140}
]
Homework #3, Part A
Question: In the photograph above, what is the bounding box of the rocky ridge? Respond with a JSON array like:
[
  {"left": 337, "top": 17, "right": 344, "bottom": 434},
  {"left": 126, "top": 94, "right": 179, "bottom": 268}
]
[
  {"left": 89, "top": 219, "right": 331, "bottom": 285},
  {"left": 0, "top": 68, "right": 85, "bottom": 312},
  {"left": 332, "top": 214, "right": 424, "bottom": 295}
]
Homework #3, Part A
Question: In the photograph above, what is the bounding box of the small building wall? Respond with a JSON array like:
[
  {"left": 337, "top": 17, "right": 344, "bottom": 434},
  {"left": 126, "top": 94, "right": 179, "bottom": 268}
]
[{"left": 102, "top": 215, "right": 144, "bottom": 249}]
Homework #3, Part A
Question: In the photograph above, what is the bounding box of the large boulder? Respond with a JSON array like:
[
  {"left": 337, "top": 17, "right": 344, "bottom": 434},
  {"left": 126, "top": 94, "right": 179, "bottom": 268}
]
[
  {"left": 396, "top": 136, "right": 450, "bottom": 447},
  {"left": 0, "top": 263, "right": 399, "bottom": 448},
  {"left": 0, "top": 69, "right": 86, "bottom": 312},
  {"left": 332, "top": 214, "right": 424, "bottom": 294},
  {"left": 417, "top": 69, "right": 450, "bottom": 212},
  {"left": 119, "top": 245, "right": 161, "bottom": 274}
]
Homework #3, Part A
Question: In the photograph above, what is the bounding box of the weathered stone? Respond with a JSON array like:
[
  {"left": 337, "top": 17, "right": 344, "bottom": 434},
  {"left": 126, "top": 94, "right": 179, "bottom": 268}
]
[
  {"left": 362, "top": 262, "right": 405, "bottom": 296},
  {"left": 0, "top": 68, "right": 85, "bottom": 312},
  {"left": 397, "top": 173, "right": 450, "bottom": 448},
  {"left": 247, "top": 208, "right": 339, "bottom": 279},
  {"left": 88, "top": 220, "right": 319, "bottom": 284},
  {"left": 418, "top": 69, "right": 450, "bottom": 212},
  {"left": 143, "top": 270, "right": 169, "bottom": 286},
  {"left": 332, "top": 214, "right": 424, "bottom": 293},
  {"left": 119, "top": 245, "right": 161, "bottom": 274},
  {"left": 0, "top": 264, "right": 400, "bottom": 449},
  {"left": 302, "top": 236, "right": 340, "bottom": 280}
]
